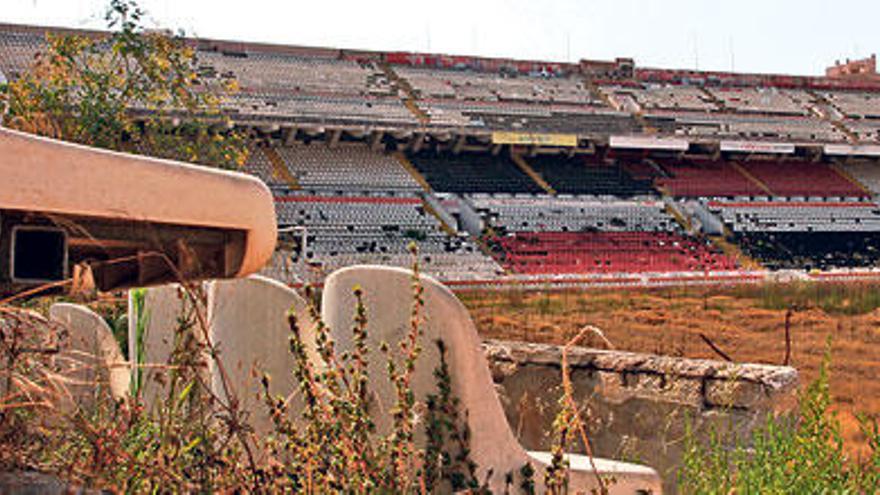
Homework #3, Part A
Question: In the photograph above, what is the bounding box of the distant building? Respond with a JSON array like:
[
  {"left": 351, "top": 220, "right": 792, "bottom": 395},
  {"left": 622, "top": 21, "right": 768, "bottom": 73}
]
[{"left": 827, "top": 55, "right": 878, "bottom": 79}]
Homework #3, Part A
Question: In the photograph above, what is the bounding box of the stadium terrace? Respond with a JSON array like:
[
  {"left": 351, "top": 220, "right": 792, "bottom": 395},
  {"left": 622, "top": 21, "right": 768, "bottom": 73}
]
[{"left": 5, "top": 23, "right": 880, "bottom": 287}]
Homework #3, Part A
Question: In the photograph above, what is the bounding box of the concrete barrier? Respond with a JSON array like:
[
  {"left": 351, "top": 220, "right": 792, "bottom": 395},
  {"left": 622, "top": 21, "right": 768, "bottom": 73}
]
[
  {"left": 49, "top": 303, "right": 128, "bottom": 409},
  {"left": 485, "top": 340, "right": 799, "bottom": 493},
  {"left": 129, "top": 283, "right": 209, "bottom": 407},
  {"left": 322, "top": 265, "right": 662, "bottom": 494},
  {"left": 208, "top": 275, "right": 310, "bottom": 435}
]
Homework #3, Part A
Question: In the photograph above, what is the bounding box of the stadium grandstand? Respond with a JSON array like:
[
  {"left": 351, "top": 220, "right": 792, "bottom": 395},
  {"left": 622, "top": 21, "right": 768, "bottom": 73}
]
[{"left": 5, "top": 22, "right": 880, "bottom": 286}]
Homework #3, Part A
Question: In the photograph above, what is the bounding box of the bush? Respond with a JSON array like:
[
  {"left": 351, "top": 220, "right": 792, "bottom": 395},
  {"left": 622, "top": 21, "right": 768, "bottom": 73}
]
[
  {"left": 1, "top": 0, "right": 248, "bottom": 170},
  {"left": 679, "top": 343, "right": 880, "bottom": 494}
]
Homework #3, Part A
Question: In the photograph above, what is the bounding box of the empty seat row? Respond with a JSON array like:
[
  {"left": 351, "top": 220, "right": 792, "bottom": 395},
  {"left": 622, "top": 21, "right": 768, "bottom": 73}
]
[
  {"left": 645, "top": 111, "right": 845, "bottom": 142},
  {"left": 225, "top": 93, "right": 418, "bottom": 125},
  {"left": 653, "top": 158, "right": 765, "bottom": 197},
  {"left": 270, "top": 194, "right": 498, "bottom": 281},
  {"left": 274, "top": 144, "right": 421, "bottom": 192},
  {"left": 409, "top": 151, "right": 545, "bottom": 194},
  {"left": 602, "top": 84, "right": 717, "bottom": 112},
  {"left": 196, "top": 51, "right": 393, "bottom": 97},
  {"left": 707, "top": 87, "right": 812, "bottom": 116},
  {"left": 734, "top": 231, "right": 880, "bottom": 271},
  {"left": 528, "top": 154, "right": 656, "bottom": 196},
  {"left": 824, "top": 91, "right": 880, "bottom": 119},
  {"left": 469, "top": 196, "right": 673, "bottom": 234},
  {"left": 396, "top": 66, "right": 602, "bottom": 106},
  {"left": 740, "top": 160, "right": 868, "bottom": 197},
  {"left": 841, "top": 160, "right": 880, "bottom": 194},
  {"left": 708, "top": 200, "right": 880, "bottom": 232},
  {"left": 489, "top": 231, "right": 738, "bottom": 274}
]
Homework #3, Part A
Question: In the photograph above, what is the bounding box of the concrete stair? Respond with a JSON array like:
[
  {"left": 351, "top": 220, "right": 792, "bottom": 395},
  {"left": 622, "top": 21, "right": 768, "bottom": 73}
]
[
  {"left": 731, "top": 162, "right": 774, "bottom": 196},
  {"left": 711, "top": 234, "right": 763, "bottom": 271},
  {"left": 377, "top": 62, "right": 430, "bottom": 125},
  {"left": 394, "top": 152, "right": 433, "bottom": 192},
  {"left": 830, "top": 162, "right": 873, "bottom": 196},
  {"left": 511, "top": 154, "right": 556, "bottom": 195},
  {"left": 264, "top": 147, "right": 300, "bottom": 190}
]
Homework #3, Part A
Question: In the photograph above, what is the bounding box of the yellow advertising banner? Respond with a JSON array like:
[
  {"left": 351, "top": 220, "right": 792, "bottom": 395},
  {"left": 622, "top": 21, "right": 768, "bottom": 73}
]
[{"left": 491, "top": 132, "right": 578, "bottom": 147}]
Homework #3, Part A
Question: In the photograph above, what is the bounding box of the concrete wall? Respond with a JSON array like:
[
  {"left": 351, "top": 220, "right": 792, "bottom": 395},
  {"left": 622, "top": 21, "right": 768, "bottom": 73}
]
[{"left": 485, "top": 339, "right": 798, "bottom": 493}]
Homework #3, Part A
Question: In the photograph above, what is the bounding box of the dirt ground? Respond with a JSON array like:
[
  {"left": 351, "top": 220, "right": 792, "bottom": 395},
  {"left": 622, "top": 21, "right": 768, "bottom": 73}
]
[{"left": 459, "top": 282, "right": 880, "bottom": 457}]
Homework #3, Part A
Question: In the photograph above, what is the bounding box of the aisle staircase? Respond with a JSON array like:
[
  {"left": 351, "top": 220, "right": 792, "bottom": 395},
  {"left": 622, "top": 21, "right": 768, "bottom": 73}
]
[
  {"left": 394, "top": 152, "right": 433, "bottom": 193},
  {"left": 587, "top": 79, "right": 657, "bottom": 134},
  {"left": 698, "top": 87, "right": 726, "bottom": 109},
  {"left": 731, "top": 162, "right": 774, "bottom": 195},
  {"left": 807, "top": 89, "right": 860, "bottom": 143},
  {"left": 664, "top": 202, "right": 692, "bottom": 231},
  {"left": 378, "top": 62, "right": 430, "bottom": 125},
  {"left": 511, "top": 154, "right": 556, "bottom": 195},
  {"left": 264, "top": 147, "right": 301, "bottom": 190},
  {"left": 422, "top": 200, "right": 457, "bottom": 236},
  {"left": 711, "top": 235, "right": 763, "bottom": 271},
  {"left": 830, "top": 162, "right": 873, "bottom": 196}
]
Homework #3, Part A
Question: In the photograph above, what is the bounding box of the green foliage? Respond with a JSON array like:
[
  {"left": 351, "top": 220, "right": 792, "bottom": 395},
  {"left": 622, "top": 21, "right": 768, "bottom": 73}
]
[
  {"left": 1, "top": 0, "right": 248, "bottom": 169},
  {"left": 129, "top": 287, "right": 148, "bottom": 397},
  {"left": 423, "top": 339, "right": 485, "bottom": 492},
  {"left": 679, "top": 345, "right": 880, "bottom": 494}
]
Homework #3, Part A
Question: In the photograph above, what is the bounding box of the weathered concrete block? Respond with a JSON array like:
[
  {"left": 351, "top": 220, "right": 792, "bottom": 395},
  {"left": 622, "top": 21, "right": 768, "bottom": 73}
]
[
  {"left": 49, "top": 303, "right": 129, "bottom": 409},
  {"left": 484, "top": 339, "right": 799, "bottom": 494},
  {"left": 322, "top": 265, "right": 661, "bottom": 495}
]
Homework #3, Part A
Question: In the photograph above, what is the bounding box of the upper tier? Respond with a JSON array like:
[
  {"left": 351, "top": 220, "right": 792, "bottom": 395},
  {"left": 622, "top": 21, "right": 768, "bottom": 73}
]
[{"left": 4, "top": 23, "right": 880, "bottom": 147}]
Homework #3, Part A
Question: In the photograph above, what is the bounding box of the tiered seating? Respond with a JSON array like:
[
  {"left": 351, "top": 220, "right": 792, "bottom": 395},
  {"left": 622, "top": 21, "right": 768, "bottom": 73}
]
[
  {"left": 241, "top": 146, "right": 286, "bottom": 188},
  {"left": 396, "top": 66, "right": 600, "bottom": 105},
  {"left": 491, "top": 232, "right": 737, "bottom": 274},
  {"left": 417, "top": 98, "right": 638, "bottom": 134},
  {"left": 824, "top": 91, "right": 880, "bottom": 119},
  {"left": 527, "top": 154, "right": 655, "bottom": 196},
  {"left": 651, "top": 158, "right": 762, "bottom": 198},
  {"left": 225, "top": 93, "right": 417, "bottom": 125},
  {"left": 409, "top": 151, "right": 544, "bottom": 194},
  {"left": 274, "top": 144, "right": 420, "bottom": 192},
  {"left": 196, "top": 50, "right": 418, "bottom": 126},
  {"left": 420, "top": 99, "right": 553, "bottom": 126},
  {"left": 470, "top": 196, "right": 674, "bottom": 234},
  {"left": 733, "top": 232, "right": 880, "bottom": 271},
  {"left": 475, "top": 110, "right": 642, "bottom": 135},
  {"left": 272, "top": 194, "right": 500, "bottom": 280},
  {"left": 708, "top": 87, "right": 811, "bottom": 115},
  {"left": 841, "top": 161, "right": 880, "bottom": 194},
  {"left": 739, "top": 161, "right": 868, "bottom": 197},
  {"left": 471, "top": 193, "right": 738, "bottom": 275},
  {"left": 708, "top": 200, "right": 880, "bottom": 232},
  {"left": 603, "top": 84, "right": 718, "bottom": 112},
  {"left": 646, "top": 112, "right": 844, "bottom": 142},
  {"left": 845, "top": 120, "right": 880, "bottom": 143},
  {"left": 196, "top": 51, "right": 392, "bottom": 96},
  {"left": 720, "top": 116, "right": 842, "bottom": 142}
]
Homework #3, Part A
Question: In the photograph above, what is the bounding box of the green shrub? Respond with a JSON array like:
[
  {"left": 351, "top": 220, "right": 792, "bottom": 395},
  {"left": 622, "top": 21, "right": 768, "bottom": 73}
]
[{"left": 679, "top": 344, "right": 880, "bottom": 494}]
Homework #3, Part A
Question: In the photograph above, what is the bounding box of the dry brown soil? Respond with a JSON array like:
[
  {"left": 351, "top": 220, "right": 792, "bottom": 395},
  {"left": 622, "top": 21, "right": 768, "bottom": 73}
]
[{"left": 459, "top": 282, "right": 880, "bottom": 457}]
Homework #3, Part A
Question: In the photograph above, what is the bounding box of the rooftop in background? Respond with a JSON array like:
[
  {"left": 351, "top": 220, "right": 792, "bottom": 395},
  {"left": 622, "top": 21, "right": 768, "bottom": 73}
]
[{"left": 827, "top": 55, "right": 879, "bottom": 80}]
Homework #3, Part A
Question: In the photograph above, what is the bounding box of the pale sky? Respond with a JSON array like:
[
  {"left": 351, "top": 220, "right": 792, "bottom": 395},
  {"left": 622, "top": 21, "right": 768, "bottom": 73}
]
[{"left": 3, "top": 0, "right": 878, "bottom": 76}]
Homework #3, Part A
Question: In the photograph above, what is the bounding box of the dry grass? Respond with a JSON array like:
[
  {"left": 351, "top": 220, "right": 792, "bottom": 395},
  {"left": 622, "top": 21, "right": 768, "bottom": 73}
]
[{"left": 459, "top": 283, "right": 880, "bottom": 458}]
